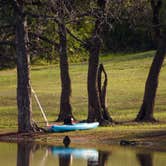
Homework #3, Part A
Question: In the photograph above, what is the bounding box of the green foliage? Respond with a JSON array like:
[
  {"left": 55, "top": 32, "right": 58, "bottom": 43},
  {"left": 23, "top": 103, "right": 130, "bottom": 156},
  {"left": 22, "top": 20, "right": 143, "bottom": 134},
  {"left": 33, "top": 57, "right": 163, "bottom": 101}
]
[
  {"left": 0, "top": 1, "right": 16, "bottom": 69},
  {"left": 0, "top": 46, "right": 16, "bottom": 70},
  {"left": 0, "top": 0, "right": 160, "bottom": 69},
  {"left": 0, "top": 0, "right": 15, "bottom": 25},
  {"left": 103, "top": 22, "right": 154, "bottom": 52},
  {"left": 67, "top": 17, "right": 94, "bottom": 62}
]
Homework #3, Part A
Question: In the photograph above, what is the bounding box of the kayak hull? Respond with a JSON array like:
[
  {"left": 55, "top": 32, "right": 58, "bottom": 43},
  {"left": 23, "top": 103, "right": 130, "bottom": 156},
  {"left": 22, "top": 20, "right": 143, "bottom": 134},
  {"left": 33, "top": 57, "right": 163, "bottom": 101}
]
[{"left": 50, "top": 122, "right": 99, "bottom": 132}]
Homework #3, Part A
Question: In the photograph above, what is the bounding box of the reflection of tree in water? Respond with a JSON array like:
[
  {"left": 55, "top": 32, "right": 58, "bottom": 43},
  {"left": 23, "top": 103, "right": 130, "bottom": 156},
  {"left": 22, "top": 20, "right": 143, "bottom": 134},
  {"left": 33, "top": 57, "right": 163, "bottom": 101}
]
[
  {"left": 17, "top": 143, "right": 33, "bottom": 166},
  {"left": 16, "top": 143, "right": 110, "bottom": 166},
  {"left": 136, "top": 153, "right": 153, "bottom": 166},
  {"left": 17, "top": 143, "right": 46, "bottom": 166},
  {"left": 59, "top": 154, "right": 72, "bottom": 166},
  {"left": 88, "top": 151, "right": 110, "bottom": 166}
]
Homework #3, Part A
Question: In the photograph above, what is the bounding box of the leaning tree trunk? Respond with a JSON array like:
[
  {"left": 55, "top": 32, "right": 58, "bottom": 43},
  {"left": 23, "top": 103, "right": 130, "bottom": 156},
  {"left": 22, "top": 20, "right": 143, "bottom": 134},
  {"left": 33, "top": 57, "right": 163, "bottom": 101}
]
[
  {"left": 135, "top": 38, "right": 166, "bottom": 122},
  {"left": 87, "top": 36, "right": 104, "bottom": 123},
  {"left": 56, "top": 4, "right": 74, "bottom": 121},
  {"left": 15, "top": 1, "right": 34, "bottom": 132},
  {"left": 135, "top": 0, "right": 166, "bottom": 122}
]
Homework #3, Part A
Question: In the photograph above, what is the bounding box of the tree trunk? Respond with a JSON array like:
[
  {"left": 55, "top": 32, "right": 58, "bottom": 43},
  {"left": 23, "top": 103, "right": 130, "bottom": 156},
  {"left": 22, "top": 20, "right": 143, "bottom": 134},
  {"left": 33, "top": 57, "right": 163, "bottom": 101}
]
[
  {"left": 135, "top": 38, "right": 166, "bottom": 122},
  {"left": 15, "top": 1, "right": 34, "bottom": 132},
  {"left": 135, "top": 0, "right": 165, "bottom": 122},
  {"left": 97, "top": 64, "right": 112, "bottom": 122},
  {"left": 87, "top": 0, "right": 111, "bottom": 125},
  {"left": 56, "top": 1, "right": 74, "bottom": 121},
  {"left": 87, "top": 37, "right": 104, "bottom": 123}
]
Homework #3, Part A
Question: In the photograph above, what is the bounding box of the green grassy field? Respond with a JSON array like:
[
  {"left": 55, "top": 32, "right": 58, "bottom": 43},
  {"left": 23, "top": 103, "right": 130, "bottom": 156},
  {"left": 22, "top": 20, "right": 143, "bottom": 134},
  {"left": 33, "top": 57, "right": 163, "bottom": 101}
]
[{"left": 0, "top": 50, "right": 166, "bottom": 131}]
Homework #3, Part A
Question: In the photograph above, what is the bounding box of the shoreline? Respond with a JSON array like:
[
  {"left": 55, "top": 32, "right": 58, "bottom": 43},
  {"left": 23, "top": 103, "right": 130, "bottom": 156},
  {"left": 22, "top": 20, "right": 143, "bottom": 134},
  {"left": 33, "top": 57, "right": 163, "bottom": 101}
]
[{"left": 0, "top": 126, "right": 166, "bottom": 152}]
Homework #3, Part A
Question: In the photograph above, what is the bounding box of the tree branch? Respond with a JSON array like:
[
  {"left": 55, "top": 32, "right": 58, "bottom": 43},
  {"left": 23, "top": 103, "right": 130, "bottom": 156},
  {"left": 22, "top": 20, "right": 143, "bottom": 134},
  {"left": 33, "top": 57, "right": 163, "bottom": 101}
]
[
  {"left": 0, "top": 40, "right": 15, "bottom": 46},
  {"left": 25, "top": 12, "right": 59, "bottom": 23},
  {"left": 66, "top": 28, "right": 86, "bottom": 46},
  {"left": 65, "top": 10, "right": 92, "bottom": 24},
  {"left": 29, "top": 32, "right": 59, "bottom": 49},
  {"left": 0, "top": 24, "right": 14, "bottom": 29},
  {"left": 24, "top": 0, "right": 45, "bottom": 6}
]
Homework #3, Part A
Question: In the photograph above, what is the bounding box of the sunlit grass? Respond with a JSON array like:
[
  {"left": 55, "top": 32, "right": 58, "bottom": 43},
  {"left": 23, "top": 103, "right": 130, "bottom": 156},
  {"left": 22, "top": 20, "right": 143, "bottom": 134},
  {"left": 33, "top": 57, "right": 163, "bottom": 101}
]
[{"left": 0, "top": 50, "right": 166, "bottom": 131}]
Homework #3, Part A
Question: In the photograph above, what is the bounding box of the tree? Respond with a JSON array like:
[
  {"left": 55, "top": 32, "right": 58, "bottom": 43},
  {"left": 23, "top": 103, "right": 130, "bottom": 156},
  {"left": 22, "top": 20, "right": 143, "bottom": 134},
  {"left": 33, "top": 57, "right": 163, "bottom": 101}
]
[
  {"left": 47, "top": 0, "right": 75, "bottom": 121},
  {"left": 87, "top": 0, "right": 112, "bottom": 125},
  {"left": 0, "top": 0, "right": 36, "bottom": 132},
  {"left": 0, "top": 0, "right": 74, "bottom": 129},
  {"left": 57, "top": 0, "right": 74, "bottom": 121},
  {"left": 14, "top": 0, "right": 35, "bottom": 132},
  {"left": 135, "top": 0, "right": 166, "bottom": 122},
  {"left": 0, "top": 0, "right": 44, "bottom": 132}
]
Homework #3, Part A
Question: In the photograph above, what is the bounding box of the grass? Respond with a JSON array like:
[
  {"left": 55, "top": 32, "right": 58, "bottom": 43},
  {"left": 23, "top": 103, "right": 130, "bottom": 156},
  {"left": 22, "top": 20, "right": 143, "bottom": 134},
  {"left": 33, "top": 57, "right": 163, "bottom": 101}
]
[{"left": 0, "top": 50, "right": 166, "bottom": 132}]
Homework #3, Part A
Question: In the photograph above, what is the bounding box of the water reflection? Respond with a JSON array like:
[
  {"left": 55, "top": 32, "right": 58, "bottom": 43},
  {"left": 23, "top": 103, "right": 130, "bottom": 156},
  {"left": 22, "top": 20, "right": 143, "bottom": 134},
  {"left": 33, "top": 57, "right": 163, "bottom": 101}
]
[
  {"left": 16, "top": 143, "right": 110, "bottom": 166},
  {"left": 137, "top": 153, "right": 153, "bottom": 166},
  {"left": 51, "top": 146, "right": 76, "bottom": 166},
  {"left": 17, "top": 143, "right": 33, "bottom": 166},
  {"left": 59, "top": 153, "right": 72, "bottom": 166},
  {"left": 50, "top": 146, "right": 102, "bottom": 166},
  {"left": 87, "top": 151, "right": 110, "bottom": 166},
  {"left": 0, "top": 142, "right": 166, "bottom": 166}
]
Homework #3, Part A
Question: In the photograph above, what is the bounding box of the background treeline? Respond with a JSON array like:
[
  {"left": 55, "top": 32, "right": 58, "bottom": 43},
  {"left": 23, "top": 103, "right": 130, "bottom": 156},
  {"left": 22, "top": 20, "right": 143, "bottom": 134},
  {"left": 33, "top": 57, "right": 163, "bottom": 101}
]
[{"left": 0, "top": 0, "right": 157, "bottom": 69}]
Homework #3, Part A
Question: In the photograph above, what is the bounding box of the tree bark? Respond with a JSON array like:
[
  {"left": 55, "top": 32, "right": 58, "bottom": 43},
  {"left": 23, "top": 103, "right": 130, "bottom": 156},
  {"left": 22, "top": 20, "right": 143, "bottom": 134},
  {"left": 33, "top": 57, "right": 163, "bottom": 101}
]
[
  {"left": 87, "top": 0, "right": 111, "bottom": 125},
  {"left": 97, "top": 64, "right": 112, "bottom": 122},
  {"left": 15, "top": 0, "right": 34, "bottom": 132},
  {"left": 135, "top": 38, "right": 166, "bottom": 121},
  {"left": 87, "top": 36, "right": 104, "bottom": 122},
  {"left": 56, "top": 0, "right": 74, "bottom": 121}
]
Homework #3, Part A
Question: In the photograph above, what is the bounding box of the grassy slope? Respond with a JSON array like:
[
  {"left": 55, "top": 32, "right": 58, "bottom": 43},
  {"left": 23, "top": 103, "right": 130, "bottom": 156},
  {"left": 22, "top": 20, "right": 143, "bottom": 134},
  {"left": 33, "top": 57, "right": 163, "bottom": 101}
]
[{"left": 0, "top": 50, "right": 166, "bottom": 132}]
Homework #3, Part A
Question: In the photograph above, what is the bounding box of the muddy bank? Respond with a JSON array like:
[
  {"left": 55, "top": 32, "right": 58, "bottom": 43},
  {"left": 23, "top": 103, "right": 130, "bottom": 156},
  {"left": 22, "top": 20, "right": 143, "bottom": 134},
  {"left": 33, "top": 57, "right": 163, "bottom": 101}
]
[{"left": 0, "top": 128, "right": 166, "bottom": 151}]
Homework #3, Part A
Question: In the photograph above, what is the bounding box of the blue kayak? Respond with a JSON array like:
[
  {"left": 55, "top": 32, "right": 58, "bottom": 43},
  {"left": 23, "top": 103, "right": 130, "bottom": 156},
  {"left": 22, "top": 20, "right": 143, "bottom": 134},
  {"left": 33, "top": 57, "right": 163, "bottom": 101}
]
[{"left": 50, "top": 122, "right": 99, "bottom": 132}]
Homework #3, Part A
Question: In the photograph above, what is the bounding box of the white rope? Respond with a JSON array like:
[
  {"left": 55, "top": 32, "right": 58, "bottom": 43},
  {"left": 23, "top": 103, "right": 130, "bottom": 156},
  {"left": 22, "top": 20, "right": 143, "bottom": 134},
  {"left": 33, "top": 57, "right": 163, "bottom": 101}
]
[{"left": 31, "top": 88, "right": 49, "bottom": 126}]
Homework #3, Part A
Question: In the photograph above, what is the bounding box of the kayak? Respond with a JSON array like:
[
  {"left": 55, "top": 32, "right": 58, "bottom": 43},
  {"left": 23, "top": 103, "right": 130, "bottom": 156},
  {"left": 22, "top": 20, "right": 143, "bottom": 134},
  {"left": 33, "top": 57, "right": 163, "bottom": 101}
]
[{"left": 50, "top": 122, "right": 99, "bottom": 132}]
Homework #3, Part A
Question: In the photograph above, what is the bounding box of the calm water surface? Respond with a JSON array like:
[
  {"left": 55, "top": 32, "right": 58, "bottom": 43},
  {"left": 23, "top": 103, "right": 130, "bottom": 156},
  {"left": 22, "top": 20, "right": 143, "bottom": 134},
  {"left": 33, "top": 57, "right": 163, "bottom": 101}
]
[{"left": 0, "top": 142, "right": 165, "bottom": 166}]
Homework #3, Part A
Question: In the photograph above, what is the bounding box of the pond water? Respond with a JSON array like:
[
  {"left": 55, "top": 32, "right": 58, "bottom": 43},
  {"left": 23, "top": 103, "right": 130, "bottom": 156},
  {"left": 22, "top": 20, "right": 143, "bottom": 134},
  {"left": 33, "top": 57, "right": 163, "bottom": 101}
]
[{"left": 0, "top": 142, "right": 166, "bottom": 166}]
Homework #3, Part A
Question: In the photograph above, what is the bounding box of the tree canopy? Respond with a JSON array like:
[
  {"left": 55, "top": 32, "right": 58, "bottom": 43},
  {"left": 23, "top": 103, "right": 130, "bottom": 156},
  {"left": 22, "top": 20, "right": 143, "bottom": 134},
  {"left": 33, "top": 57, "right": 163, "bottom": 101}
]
[{"left": 0, "top": 0, "right": 160, "bottom": 68}]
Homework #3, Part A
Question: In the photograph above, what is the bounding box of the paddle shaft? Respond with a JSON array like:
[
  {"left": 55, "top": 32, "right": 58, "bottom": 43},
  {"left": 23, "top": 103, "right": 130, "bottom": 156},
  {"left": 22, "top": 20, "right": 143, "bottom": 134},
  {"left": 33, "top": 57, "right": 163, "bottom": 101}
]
[{"left": 31, "top": 88, "right": 49, "bottom": 126}]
